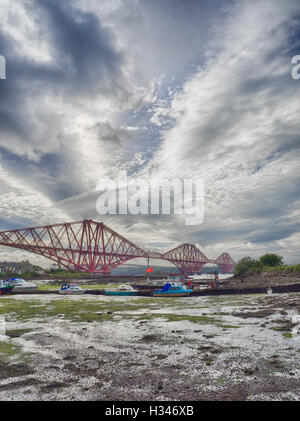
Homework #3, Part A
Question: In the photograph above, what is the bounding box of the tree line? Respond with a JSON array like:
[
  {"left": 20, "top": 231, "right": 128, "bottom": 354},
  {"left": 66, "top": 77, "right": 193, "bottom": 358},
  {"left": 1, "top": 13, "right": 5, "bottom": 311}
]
[{"left": 234, "top": 253, "right": 283, "bottom": 276}]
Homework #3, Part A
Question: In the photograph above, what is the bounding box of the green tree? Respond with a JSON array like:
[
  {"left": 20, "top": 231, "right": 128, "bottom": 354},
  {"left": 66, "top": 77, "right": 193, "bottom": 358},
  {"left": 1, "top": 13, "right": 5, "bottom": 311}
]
[
  {"left": 233, "top": 257, "right": 259, "bottom": 276},
  {"left": 258, "top": 253, "right": 283, "bottom": 267}
]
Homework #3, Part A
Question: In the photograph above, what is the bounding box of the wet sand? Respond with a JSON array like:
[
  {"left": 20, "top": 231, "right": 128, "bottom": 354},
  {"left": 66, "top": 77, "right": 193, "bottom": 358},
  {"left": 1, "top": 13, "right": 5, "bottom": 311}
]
[{"left": 0, "top": 292, "right": 299, "bottom": 401}]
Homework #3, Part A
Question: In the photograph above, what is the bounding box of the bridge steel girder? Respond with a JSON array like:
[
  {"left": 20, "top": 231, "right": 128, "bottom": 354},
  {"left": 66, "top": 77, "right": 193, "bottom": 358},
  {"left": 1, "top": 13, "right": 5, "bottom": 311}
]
[
  {"left": 162, "top": 243, "right": 209, "bottom": 274},
  {"left": 0, "top": 220, "right": 235, "bottom": 274},
  {"left": 214, "top": 252, "right": 236, "bottom": 273},
  {"left": 0, "top": 219, "right": 147, "bottom": 274}
]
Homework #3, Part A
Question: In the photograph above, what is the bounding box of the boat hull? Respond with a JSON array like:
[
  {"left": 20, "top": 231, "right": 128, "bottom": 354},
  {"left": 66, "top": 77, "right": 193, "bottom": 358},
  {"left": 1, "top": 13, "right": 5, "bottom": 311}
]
[
  {"left": 12, "top": 286, "right": 38, "bottom": 293},
  {"left": 0, "top": 286, "right": 13, "bottom": 295},
  {"left": 131, "top": 283, "right": 165, "bottom": 290},
  {"left": 152, "top": 291, "right": 192, "bottom": 297},
  {"left": 59, "top": 290, "right": 86, "bottom": 295}
]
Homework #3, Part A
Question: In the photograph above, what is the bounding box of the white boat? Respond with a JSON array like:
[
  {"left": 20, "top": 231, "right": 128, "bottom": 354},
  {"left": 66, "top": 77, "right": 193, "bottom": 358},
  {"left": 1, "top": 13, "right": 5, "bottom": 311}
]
[
  {"left": 7, "top": 278, "right": 38, "bottom": 292},
  {"left": 105, "top": 284, "right": 138, "bottom": 296},
  {"left": 59, "top": 283, "right": 87, "bottom": 295},
  {"left": 131, "top": 274, "right": 183, "bottom": 290}
]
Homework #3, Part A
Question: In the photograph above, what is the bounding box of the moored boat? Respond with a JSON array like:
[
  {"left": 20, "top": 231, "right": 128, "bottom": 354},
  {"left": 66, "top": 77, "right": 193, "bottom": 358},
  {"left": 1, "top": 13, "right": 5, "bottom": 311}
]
[
  {"left": 105, "top": 284, "right": 137, "bottom": 296},
  {"left": 59, "top": 283, "right": 87, "bottom": 295},
  {"left": 152, "top": 282, "right": 193, "bottom": 297},
  {"left": 6, "top": 278, "right": 38, "bottom": 293},
  {"left": 0, "top": 280, "right": 13, "bottom": 295},
  {"left": 131, "top": 279, "right": 168, "bottom": 290},
  {"left": 131, "top": 274, "right": 185, "bottom": 290}
]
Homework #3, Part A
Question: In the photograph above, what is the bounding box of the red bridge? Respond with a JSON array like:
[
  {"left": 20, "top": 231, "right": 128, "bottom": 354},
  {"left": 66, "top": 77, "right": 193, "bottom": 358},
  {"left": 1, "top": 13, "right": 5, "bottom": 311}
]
[{"left": 0, "top": 219, "right": 235, "bottom": 274}]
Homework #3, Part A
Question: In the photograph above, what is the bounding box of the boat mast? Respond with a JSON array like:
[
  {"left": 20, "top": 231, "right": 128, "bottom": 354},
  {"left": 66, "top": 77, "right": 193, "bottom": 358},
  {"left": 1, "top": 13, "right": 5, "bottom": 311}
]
[{"left": 147, "top": 245, "right": 150, "bottom": 281}]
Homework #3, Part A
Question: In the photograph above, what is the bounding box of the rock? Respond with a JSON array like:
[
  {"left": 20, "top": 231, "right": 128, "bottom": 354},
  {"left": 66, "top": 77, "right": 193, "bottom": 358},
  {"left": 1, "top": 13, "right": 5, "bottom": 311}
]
[
  {"left": 244, "top": 365, "right": 259, "bottom": 375},
  {"left": 142, "top": 334, "right": 160, "bottom": 342}
]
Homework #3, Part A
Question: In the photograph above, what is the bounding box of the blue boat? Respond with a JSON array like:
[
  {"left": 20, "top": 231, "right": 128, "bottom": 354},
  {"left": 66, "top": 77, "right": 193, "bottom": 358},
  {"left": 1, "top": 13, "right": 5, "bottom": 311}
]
[
  {"left": 152, "top": 282, "right": 193, "bottom": 297},
  {"left": 5, "top": 278, "right": 37, "bottom": 292}
]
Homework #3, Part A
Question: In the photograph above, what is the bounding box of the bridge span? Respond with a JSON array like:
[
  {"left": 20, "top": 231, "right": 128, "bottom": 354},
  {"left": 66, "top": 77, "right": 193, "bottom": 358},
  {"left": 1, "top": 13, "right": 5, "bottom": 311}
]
[{"left": 0, "top": 219, "right": 235, "bottom": 274}]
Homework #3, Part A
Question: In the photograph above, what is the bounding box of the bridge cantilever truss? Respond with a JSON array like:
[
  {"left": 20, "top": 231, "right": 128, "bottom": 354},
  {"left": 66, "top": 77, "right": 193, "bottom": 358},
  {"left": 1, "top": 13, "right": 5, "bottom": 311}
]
[
  {"left": 0, "top": 219, "right": 235, "bottom": 274},
  {"left": 162, "top": 243, "right": 209, "bottom": 274}
]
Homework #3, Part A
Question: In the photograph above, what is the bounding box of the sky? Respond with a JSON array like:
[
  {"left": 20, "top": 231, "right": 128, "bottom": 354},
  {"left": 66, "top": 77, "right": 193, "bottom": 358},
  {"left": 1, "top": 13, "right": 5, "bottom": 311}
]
[{"left": 0, "top": 0, "right": 299, "bottom": 267}]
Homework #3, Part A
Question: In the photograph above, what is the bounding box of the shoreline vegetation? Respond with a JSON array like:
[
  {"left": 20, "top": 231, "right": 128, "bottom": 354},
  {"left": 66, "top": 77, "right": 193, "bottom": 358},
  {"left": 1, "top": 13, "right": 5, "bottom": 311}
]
[{"left": 229, "top": 253, "right": 300, "bottom": 288}]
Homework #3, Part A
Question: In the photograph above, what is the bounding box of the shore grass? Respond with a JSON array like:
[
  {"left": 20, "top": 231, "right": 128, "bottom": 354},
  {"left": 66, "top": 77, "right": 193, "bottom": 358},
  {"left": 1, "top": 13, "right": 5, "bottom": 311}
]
[
  {"left": 0, "top": 295, "right": 235, "bottom": 325},
  {"left": 0, "top": 341, "right": 21, "bottom": 361}
]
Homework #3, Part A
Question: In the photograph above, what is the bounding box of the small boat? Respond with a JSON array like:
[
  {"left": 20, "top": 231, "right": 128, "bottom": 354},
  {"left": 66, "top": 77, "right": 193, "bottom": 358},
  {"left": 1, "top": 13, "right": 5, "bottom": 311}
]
[
  {"left": 6, "top": 278, "right": 37, "bottom": 293},
  {"left": 131, "top": 278, "right": 168, "bottom": 290},
  {"left": 131, "top": 274, "right": 185, "bottom": 290},
  {"left": 59, "top": 283, "right": 87, "bottom": 295},
  {"left": 105, "top": 284, "right": 137, "bottom": 296},
  {"left": 152, "top": 282, "right": 193, "bottom": 297},
  {"left": 192, "top": 284, "right": 209, "bottom": 291},
  {"left": 0, "top": 280, "right": 13, "bottom": 295}
]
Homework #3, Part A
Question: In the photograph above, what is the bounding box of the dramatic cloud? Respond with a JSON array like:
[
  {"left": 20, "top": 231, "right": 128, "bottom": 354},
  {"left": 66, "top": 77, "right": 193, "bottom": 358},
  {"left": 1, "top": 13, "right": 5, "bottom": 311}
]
[{"left": 0, "top": 0, "right": 299, "bottom": 266}]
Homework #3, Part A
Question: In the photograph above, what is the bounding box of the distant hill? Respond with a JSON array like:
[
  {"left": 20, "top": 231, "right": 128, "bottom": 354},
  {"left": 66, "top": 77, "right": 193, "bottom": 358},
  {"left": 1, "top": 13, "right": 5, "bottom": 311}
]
[{"left": 111, "top": 264, "right": 179, "bottom": 276}]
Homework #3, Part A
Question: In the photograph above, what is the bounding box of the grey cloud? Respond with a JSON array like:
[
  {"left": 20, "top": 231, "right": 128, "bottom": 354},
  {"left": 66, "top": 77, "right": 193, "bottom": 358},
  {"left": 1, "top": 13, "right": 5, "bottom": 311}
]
[
  {"left": 248, "top": 223, "right": 300, "bottom": 244},
  {"left": 34, "top": 0, "right": 128, "bottom": 97},
  {"left": 0, "top": 0, "right": 138, "bottom": 205},
  {"left": 0, "top": 0, "right": 131, "bottom": 151},
  {"left": 0, "top": 0, "right": 300, "bottom": 265}
]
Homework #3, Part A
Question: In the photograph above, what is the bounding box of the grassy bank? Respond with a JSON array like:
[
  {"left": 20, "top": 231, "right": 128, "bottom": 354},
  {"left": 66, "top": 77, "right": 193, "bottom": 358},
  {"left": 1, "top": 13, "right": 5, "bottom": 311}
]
[{"left": 228, "top": 264, "right": 300, "bottom": 288}]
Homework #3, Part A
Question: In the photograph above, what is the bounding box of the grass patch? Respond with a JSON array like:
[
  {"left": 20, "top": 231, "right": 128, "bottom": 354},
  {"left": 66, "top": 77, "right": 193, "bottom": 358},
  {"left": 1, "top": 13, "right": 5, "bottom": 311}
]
[
  {"left": 0, "top": 339, "right": 33, "bottom": 366},
  {"left": 1, "top": 296, "right": 224, "bottom": 324},
  {"left": 0, "top": 295, "right": 248, "bottom": 327},
  {"left": 0, "top": 341, "right": 21, "bottom": 361},
  {"left": 0, "top": 297, "right": 155, "bottom": 322},
  {"left": 129, "top": 312, "right": 222, "bottom": 324},
  {"left": 219, "top": 324, "right": 240, "bottom": 329},
  {"left": 6, "top": 328, "right": 32, "bottom": 338},
  {"left": 0, "top": 361, "right": 34, "bottom": 380}
]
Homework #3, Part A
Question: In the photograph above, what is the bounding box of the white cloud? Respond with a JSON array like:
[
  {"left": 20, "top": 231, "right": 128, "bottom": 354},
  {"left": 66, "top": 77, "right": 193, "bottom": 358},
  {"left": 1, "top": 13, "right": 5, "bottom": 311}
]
[{"left": 0, "top": 0, "right": 300, "bottom": 266}]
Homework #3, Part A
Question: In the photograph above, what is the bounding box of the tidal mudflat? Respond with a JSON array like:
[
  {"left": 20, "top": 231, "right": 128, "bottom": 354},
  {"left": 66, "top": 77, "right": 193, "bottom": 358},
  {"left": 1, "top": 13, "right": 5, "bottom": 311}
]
[{"left": 0, "top": 292, "right": 299, "bottom": 401}]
